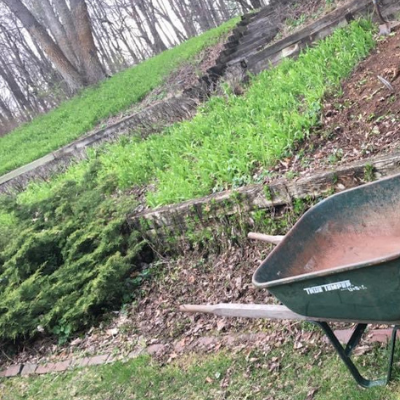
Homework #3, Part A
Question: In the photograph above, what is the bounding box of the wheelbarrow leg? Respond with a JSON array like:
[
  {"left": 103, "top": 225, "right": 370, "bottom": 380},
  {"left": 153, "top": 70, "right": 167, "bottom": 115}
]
[
  {"left": 314, "top": 322, "right": 399, "bottom": 388},
  {"left": 344, "top": 323, "right": 367, "bottom": 356}
]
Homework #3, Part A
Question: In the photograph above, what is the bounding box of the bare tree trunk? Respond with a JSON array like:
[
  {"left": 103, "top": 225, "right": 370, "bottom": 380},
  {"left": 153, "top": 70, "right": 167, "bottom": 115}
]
[
  {"left": 1, "top": 0, "right": 85, "bottom": 92},
  {"left": 127, "top": 1, "right": 157, "bottom": 54},
  {"left": 0, "top": 95, "right": 14, "bottom": 122},
  {"left": 31, "top": 0, "right": 79, "bottom": 68},
  {"left": 218, "top": 0, "right": 231, "bottom": 20},
  {"left": 91, "top": 22, "right": 118, "bottom": 73},
  {"left": 128, "top": 28, "right": 148, "bottom": 60},
  {"left": 135, "top": 0, "right": 168, "bottom": 54},
  {"left": 119, "top": 30, "right": 140, "bottom": 64},
  {"left": 235, "top": 0, "right": 251, "bottom": 13},
  {"left": 154, "top": 0, "right": 187, "bottom": 42},
  {"left": 156, "top": 19, "right": 175, "bottom": 48},
  {"left": 69, "top": 0, "right": 106, "bottom": 84},
  {"left": 249, "top": 0, "right": 262, "bottom": 9},
  {"left": 6, "top": 41, "right": 48, "bottom": 112},
  {"left": 108, "top": 3, "right": 140, "bottom": 63},
  {"left": 206, "top": 0, "right": 222, "bottom": 26},
  {"left": 190, "top": 0, "right": 214, "bottom": 31},
  {"left": 52, "top": 0, "right": 83, "bottom": 71},
  {"left": 90, "top": 1, "right": 130, "bottom": 69},
  {"left": 170, "top": 0, "right": 197, "bottom": 38},
  {"left": 0, "top": 55, "right": 33, "bottom": 116}
]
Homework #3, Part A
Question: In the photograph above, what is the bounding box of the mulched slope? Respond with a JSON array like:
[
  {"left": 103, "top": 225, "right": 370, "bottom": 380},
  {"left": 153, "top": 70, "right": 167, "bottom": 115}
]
[{"left": 268, "top": 28, "right": 400, "bottom": 180}]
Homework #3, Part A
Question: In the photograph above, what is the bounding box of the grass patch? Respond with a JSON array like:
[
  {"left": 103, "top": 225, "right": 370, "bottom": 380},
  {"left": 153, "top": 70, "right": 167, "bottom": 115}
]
[
  {"left": 0, "top": 18, "right": 238, "bottom": 177},
  {"left": 15, "top": 20, "right": 376, "bottom": 209},
  {"left": 2, "top": 340, "right": 400, "bottom": 399}
]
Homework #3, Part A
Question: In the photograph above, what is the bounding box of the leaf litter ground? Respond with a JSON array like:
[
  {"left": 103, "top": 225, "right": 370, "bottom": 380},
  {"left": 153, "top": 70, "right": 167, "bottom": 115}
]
[
  {"left": 0, "top": 242, "right": 377, "bottom": 370},
  {"left": 267, "top": 27, "right": 400, "bottom": 181}
]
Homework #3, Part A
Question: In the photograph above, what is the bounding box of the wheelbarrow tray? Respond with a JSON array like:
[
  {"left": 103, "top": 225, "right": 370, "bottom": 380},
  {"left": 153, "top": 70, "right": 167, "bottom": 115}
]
[{"left": 253, "top": 173, "right": 400, "bottom": 322}]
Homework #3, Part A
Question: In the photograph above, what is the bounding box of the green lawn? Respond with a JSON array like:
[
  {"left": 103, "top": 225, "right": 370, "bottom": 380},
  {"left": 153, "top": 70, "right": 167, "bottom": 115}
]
[
  {"left": 2, "top": 339, "right": 400, "bottom": 399},
  {"left": 0, "top": 18, "right": 238, "bottom": 177}
]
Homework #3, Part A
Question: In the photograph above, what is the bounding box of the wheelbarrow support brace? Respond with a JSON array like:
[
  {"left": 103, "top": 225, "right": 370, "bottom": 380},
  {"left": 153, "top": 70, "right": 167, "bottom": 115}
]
[{"left": 315, "top": 322, "right": 399, "bottom": 388}]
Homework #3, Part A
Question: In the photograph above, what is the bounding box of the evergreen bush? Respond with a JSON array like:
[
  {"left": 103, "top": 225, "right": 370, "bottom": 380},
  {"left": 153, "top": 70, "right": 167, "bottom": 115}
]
[{"left": 0, "top": 165, "right": 144, "bottom": 341}]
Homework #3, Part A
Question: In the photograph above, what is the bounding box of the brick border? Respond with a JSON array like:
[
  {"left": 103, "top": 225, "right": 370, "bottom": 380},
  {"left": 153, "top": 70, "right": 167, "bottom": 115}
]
[{"left": 0, "top": 347, "right": 146, "bottom": 378}]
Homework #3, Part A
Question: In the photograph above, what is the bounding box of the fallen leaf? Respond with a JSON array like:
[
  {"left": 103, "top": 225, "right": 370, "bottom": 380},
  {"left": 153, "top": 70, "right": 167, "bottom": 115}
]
[
  {"left": 106, "top": 328, "right": 119, "bottom": 336},
  {"left": 217, "top": 321, "right": 226, "bottom": 332},
  {"left": 306, "top": 387, "right": 319, "bottom": 400},
  {"left": 294, "top": 341, "right": 303, "bottom": 350},
  {"left": 353, "top": 345, "right": 372, "bottom": 356}
]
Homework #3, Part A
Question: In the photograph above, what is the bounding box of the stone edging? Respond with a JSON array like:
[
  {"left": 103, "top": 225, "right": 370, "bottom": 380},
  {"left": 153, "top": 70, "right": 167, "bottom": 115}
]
[{"left": 0, "top": 344, "right": 154, "bottom": 378}]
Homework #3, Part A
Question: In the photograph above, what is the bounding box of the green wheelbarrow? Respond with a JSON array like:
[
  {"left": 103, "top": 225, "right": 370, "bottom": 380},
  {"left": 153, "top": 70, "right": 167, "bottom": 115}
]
[{"left": 181, "top": 173, "right": 400, "bottom": 388}]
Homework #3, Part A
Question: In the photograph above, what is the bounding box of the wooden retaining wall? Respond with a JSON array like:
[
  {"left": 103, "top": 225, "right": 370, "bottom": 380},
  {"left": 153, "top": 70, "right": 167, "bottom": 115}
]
[
  {"left": 3, "top": 0, "right": 398, "bottom": 193},
  {"left": 133, "top": 152, "right": 400, "bottom": 235},
  {"left": 0, "top": 96, "right": 199, "bottom": 192}
]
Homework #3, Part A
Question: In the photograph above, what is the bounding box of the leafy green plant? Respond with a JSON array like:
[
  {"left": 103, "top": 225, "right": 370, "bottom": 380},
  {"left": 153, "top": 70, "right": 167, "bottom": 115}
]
[
  {"left": 10, "top": 20, "right": 376, "bottom": 212},
  {"left": 364, "top": 163, "right": 375, "bottom": 182},
  {"left": 0, "top": 20, "right": 377, "bottom": 341},
  {"left": 52, "top": 324, "right": 72, "bottom": 345}
]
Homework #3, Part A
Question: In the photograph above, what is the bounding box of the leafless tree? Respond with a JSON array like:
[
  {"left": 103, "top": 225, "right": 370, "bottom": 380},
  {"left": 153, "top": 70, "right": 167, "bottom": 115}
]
[
  {"left": 1, "top": 0, "right": 87, "bottom": 92},
  {"left": 2, "top": 0, "right": 106, "bottom": 91}
]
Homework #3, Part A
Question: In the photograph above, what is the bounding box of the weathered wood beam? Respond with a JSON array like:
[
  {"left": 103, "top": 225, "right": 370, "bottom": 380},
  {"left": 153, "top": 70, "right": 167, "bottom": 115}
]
[
  {"left": 246, "top": 0, "right": 373, "bottom": 73},
  {"left": 0, "top": 95, "right": 199, "bottom": 193},
  {"left": 180, "top": 303, "right": 306, "bottom": 320},
  {"left": 248, "top": 232, "right": 284, "bottom": 244},
  {"left": 134, "top": 151, "right": 400, "bottom": 231},
  {"left": 227, "top": 0, "right": 398, "bottom": 74}
]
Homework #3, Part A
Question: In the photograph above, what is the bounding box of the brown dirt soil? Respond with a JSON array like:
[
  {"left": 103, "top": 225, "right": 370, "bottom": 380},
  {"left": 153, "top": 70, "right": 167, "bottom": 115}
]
[{"left": 267, "top": 27, "right": 400, "bottom": 181}]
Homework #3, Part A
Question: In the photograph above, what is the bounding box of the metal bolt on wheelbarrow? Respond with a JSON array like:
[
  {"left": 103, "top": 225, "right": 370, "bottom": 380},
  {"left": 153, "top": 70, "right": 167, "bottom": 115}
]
[{"left": 181, "top": 173, "right": 400, "bottom": 388}]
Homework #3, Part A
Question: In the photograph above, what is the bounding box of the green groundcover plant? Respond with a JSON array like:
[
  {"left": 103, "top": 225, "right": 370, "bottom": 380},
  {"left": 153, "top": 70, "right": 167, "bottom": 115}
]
[{"left": 15, "top": 19, "right": 376, "bottom": 210}]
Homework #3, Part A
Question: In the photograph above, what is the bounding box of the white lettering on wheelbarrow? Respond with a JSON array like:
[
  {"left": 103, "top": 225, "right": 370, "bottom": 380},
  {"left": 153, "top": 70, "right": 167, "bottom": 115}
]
[{"left": 304, "top": 280, "right": 367, "bottom": 295}]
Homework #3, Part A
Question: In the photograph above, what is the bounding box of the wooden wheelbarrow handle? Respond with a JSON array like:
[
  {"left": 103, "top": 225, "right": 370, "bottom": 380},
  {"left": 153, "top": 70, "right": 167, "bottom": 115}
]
[
  {"left": 179, "top": 303, "right": 400, "bottom": 324},
  {"left": 180, "top": 303, "right": 305, "bottom": 320},
  {"left": 248, "top": 232, "right": 284, "bottom": 245}
]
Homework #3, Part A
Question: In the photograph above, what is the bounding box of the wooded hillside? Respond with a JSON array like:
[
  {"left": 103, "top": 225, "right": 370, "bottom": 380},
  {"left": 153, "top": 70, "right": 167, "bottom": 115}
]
[{"left": 0, "top": 0, "right": 264, "bottom": 135}]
